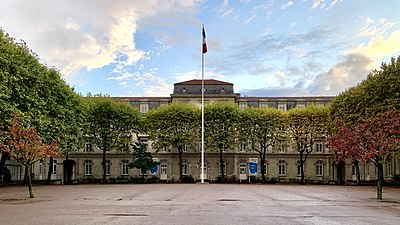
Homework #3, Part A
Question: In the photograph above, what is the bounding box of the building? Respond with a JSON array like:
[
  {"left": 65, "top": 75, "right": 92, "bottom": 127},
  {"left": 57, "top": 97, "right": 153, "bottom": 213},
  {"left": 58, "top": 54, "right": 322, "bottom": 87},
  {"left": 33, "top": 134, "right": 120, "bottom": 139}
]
[{"left": 3, "top": 79, "right": 398, "bottom": 184}]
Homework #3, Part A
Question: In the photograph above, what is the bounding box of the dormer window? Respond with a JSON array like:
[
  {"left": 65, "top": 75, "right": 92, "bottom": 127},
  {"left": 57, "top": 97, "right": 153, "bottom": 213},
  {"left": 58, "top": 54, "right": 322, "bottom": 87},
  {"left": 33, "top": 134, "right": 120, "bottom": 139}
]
[
  {"left": 182, "top": 88, "right": 187, "bottom": 93},
  {"left": 220, "top": 88, "right": 225, "bottom": 93}
]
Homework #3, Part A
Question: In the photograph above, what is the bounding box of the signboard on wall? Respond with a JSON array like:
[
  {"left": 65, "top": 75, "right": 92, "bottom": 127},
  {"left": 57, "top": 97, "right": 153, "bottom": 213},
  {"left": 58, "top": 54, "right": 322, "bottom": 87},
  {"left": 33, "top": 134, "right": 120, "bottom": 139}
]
[
  {"left": 149, "top": 158, "right": 158, "bottom": 175},
  {"left": 249, "top": 158, "right": 258, "bottom": 175}
]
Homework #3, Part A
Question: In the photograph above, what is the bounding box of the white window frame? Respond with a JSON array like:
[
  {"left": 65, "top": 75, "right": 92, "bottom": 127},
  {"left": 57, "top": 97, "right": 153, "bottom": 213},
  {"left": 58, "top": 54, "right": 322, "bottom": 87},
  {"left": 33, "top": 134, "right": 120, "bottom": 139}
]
[
  {"left": 85, "top": 160, "right": 92, "bottom": 176},
  {"left": 105, "top": 160, "right": 111, "bottom": 176},
  {"left": 278, "top": 160, "right": 286, "bottom": 176},
  {"left": 296, "top": 102, "right": 306, "bottom": 108},
  {"left": 181, "top": 160, "right": 188, "bottom": 175},
  {"left": 239, "top": 102, "right": 247, "bottom": 110},
  {"left": 52, "top": 160, "right": 57, "bottom": 175},
  {"left": 84, "top": 143, "right": 93, "bottom": 152},
  {"left": 121, "top": 160, "right": 129, "bottom": 176},
  {"left": 140, "top": 102, "right": 149, "bottom": 113},
  {"left": 316, "top": 160, "right": 323, "bottom": 176},
  {"left": 278, "top": 103, "right": 287, "bottom": 111},
  {"left": 259, "top": 102, "right": 268, "bottom": 108},
  {"left": 297, "top": 160, "right": 302, "bottom": 176},
  {"left": 219, "top": 161, "right": 227, "bottom": 176},
  {"left": 316, "top": 142, "right": 324, "bottom": 153},
  {"left": 182, "top": 144, "right": 188, "bottom": 152},
  {"left": 240, "top": 142, "right": 246, "bottom": 152}
]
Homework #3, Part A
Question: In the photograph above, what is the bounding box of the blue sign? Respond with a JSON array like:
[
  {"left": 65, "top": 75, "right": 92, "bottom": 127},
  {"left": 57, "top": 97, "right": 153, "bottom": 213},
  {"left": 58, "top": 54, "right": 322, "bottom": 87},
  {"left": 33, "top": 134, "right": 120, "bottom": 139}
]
[{"left": 249, "top": 158, "right": 258, "bottom": 175}]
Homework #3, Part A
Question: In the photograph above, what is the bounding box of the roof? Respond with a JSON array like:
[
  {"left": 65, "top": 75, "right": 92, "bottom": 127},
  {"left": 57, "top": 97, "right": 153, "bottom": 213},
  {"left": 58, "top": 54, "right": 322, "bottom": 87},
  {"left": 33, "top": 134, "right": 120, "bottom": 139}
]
[{"left": 174, "top": 79, "right": 233, "bottom": 85}]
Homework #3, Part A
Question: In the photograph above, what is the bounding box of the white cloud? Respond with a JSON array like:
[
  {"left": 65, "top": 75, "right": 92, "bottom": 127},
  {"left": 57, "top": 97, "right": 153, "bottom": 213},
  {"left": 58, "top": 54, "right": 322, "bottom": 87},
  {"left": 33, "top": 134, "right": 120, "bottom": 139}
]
[
  {"left": 358, "top": 17, "right": 398, "bottom": 37},
  {"left": 352, "top": 30, "right": 400, "bottom": 60},
  {"left": 244, "top": 14, "right": 257, "bottom": 24},
  {"left": 281, "top": 1, "right": 294, "bottom": 10},
  {"left": 311, "top": 0, "right": 341, "bottom": 10},
  {"left": 0, "top": 0, "right": 201, "bottom": 80}
]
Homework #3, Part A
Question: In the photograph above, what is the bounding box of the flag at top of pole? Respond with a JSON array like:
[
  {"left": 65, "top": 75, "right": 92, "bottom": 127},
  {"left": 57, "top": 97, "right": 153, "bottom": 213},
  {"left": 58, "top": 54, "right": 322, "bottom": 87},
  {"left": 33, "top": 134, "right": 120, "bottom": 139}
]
[{"left": 202, "top": 27, "right": 207, "bottom": 54}]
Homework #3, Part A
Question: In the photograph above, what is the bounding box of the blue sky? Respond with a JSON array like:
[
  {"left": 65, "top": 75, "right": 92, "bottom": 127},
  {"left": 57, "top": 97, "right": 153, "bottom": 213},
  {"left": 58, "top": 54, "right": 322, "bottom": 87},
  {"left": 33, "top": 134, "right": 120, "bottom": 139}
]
[{"left": 1, "top": 0, "right": 400, "bottom": 97}]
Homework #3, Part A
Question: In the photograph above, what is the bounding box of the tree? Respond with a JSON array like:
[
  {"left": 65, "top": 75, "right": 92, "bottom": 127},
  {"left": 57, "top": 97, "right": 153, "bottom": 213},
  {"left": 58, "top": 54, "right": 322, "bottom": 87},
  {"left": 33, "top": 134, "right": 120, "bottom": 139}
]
[
  {"left": 0, "top": 29, "right": 87, "bottom": 183},
  {"left": 0, "top": 115, "right": 60, "bottom": 198},
  {"left": 328, "top": 111, "right": 400, "bottom": 199},
  {"left": 327, "top": 121, "right": 362, "bottom": 185},
  {"left": 129, "top": 140, "right": 158, "bottom": 178},
  {"left": 146, "top": 102, "right": 200, "bottom": 182},
  {"left": 86, "top": 98, "right": 141, "bottom": 183},
  {"left": 204, "top": 102, "right": 240, "bottom": 182},
  {"left": 330, "top": 56, "right": 400, "bottom": 125},
  {"left": 287, "top": 105, "right": 329, "bottom": 184},
  {"left": 239, "top": 107, "right": 286, "bottom": 183}
]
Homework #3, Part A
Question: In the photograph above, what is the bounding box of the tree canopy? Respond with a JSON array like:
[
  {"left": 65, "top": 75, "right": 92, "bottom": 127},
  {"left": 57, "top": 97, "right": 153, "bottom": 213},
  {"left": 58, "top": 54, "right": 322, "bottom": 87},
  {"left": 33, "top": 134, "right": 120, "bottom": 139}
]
[{"left": 146, "top": 102, "right": 200, "bottom": 181}]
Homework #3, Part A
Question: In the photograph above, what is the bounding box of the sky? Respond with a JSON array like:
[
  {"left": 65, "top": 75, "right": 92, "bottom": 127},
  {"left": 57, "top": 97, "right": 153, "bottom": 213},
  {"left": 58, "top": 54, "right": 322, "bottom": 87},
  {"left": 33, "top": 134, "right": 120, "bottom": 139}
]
[{"left": 1, "top": 0, "right": 400, "bottom": 97}]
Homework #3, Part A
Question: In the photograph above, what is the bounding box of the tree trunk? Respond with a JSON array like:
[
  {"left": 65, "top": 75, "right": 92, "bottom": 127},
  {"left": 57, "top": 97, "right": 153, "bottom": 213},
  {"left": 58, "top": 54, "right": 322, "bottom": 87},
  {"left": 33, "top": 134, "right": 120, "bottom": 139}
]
[
  {"left": 46, "top": 156, "right": 54, "bottom": 184},
  {"left": 260, "top": 149, "right": 266, "bottom": 184},
  {"left": 377, "top": 162, "right": 384, "bottom": 200},
  {"left": 300, "top": 152, "right": 305, "bottom": 184},
  {"left": 102, "top": 149, "right": 107, "bottom": 184},
  {"left": 219, "top": 149, "right": 225, "bottom": 182},
  {"left": 355, "top": 160, "right": 361, "bottom": 185},
  {"left": 178, "top": 148, "right": 183, "bottom": 182},
  {"left": 26, "top": 165, "right": 34, "bottom": 198}
]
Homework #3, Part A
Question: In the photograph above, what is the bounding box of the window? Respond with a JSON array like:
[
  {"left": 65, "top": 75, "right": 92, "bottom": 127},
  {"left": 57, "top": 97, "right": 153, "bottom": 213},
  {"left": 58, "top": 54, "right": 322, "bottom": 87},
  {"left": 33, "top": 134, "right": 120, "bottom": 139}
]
[
  {"left": 239, "top": 102, "right": 247, "bottom": 110},
  {"left": 52, "top": 160, "right": 57, "bottom": 175},
  {"left": 105, "top": 160, "right": 111, "bottom": 175},
  {"left": 181, "top": 160, "right": 188, "bottom": 175},
  {"left": 122, "top": 160, "right": 129, "bottom": 175},
  {"left": 296, "top": 102, "right": 305, "bottom": 108},
  {"left": 278, "top": 160, "right": 286, "bottom": 176},
  {"left": 240, "top": 142, "right": 246, "bottom": 152},
  {"left": 262, "top": 162, "right": 267, "bottom": 175},
  {"left": 85, "top": 160, "right": 92, "bottom": 176},
  {"left": 39, "top": 159, "right": 43, "bottom": 175},
  {"left": 219, "top": 161, "right": 227, "bottom": 176},
  {"left": 259, "top": 102, "right": 268, "bottom": 108},
  {"left": 316, "top": 142, "right": 324, "bottom": 153},
  {"left": 316, "top": 160, "right": 323, "bottom": 176},
  {"left": 140, "top": 168, "right": 147, "bottom": 176},
  {"left": 140, "top": 102, "right": 149, "bottom": 113},
  {"left": 84, "top": 143, "right": 93, "bottom": 152},
  {"left": 239, "top": 163, "right": 247, "bottom": 175},
  {"left": 182, "top": 144, "right": 188, "bottom": 152},
  {"left": 297, "top": 160, "right": 302, "bottom": 176},
  {"left": 388, "top": 161, "right": 393, "bottom": 176},
  {"left": 278, "top": 103, "right": 287, "bottom": 111}
]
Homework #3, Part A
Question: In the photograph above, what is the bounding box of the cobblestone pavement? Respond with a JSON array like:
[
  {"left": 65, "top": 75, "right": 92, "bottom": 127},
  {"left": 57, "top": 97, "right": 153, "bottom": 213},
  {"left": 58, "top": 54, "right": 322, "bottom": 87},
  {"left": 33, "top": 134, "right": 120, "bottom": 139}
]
[{"left": 0, "top": 184, "right": 399, "bottom": 225}]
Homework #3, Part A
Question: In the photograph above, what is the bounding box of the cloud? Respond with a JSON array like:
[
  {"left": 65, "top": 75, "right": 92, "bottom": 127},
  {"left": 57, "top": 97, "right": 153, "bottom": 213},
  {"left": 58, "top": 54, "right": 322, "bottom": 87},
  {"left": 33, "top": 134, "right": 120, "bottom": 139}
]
[
  {"left": 305, "top": 29, "right": 400, "bottom": 96},
  {"left": 281, "top": 1, "right": 294, "bottom": 10},
  {"left": 311, "top": 0, "right": 342, "bottom": 10},
  {"left": 307, "top": 53, "right": 374, "bottom": 95},
  {"left": 244, "top": 14, "right": 257, "bottom": 24},
  {"left": 358, "top": 17, "right": 398, "bottom": 38},
  {"left": 0, "top": 0, "right": 202, "bottom": 80}
]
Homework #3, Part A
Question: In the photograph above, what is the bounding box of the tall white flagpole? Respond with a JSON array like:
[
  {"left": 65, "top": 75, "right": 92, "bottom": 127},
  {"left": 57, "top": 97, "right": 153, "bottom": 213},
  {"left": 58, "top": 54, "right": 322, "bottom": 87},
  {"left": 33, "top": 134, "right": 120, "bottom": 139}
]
[{"left": 201, "top": 23, "right": 205, "bottom": 183}]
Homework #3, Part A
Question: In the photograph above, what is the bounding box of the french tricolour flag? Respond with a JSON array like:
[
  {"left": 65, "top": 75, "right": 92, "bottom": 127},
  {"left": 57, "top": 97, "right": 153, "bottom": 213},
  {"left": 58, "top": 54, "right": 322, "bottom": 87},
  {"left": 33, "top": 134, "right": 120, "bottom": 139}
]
[{"left": 202, "top": 27, "right": 207, "bottom": 54}]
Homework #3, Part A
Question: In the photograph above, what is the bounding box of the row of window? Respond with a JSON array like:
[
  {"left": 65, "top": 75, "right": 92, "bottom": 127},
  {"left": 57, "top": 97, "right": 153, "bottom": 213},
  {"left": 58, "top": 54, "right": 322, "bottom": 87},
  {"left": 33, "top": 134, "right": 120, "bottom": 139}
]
[
  {"left": 84, "top": 142, "right": 325, "bottom": 153},
  {"left": 137, "top": 101, "right": 326, "bottom": 114},
  {"left": 82, "top": 159, "right": 324, "bottom": 177}
]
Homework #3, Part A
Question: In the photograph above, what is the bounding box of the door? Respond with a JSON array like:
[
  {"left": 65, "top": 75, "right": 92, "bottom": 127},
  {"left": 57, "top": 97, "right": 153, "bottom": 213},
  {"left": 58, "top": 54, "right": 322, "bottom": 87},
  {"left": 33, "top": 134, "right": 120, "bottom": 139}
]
[
  {"left": 160, "top": 162, "right": 167, "bottom": 180},
  {"left": 239, "top": 163, "right": 247, "bottom": 180}
]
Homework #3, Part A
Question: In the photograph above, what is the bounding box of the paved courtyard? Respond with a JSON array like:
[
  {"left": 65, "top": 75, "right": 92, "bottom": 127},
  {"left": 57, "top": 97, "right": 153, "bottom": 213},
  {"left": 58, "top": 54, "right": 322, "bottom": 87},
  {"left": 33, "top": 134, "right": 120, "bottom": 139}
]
[{"left": 0, "top": 184, "right": 399, "bottom": 225}]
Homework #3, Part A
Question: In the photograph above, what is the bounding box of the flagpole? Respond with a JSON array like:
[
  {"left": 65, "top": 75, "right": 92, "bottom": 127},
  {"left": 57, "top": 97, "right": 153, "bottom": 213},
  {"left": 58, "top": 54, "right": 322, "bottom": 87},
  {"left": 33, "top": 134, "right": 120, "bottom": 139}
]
[{"left": 201, "top": 23, "right": 205, "bottom": 184}]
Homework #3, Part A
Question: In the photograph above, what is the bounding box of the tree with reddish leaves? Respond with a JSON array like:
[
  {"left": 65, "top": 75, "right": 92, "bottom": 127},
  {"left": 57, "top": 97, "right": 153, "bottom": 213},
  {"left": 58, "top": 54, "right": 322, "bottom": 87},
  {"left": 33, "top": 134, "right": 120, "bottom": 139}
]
[
  {"left": 0, "top": 115, "right": 60, "bottom": 198},
  {"left": 328, "top": 111, "right": 400, "bottom": 199}
]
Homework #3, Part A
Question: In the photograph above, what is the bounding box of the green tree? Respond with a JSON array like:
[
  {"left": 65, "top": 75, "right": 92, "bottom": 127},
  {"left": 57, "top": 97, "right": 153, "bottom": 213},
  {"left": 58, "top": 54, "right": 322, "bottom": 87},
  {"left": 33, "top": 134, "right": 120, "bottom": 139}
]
[
  {"left": 204, "top": 102, "right": 240, "bottom": 182},
  {"left": 129, "top": 140, "right": 158, "bottom": 177},
  {"left": 239, "top": 107, "right": 286, "bottom": 184},
  {"left": 86, "top": 97, "right": 141, "bottom": 183},
  {"left": 0, "top": 29, "right": 87, "bottom": 183},
  {"left": 287, "top": 105, "right": 329, "bottom": 184},
  {"left": 0, "top": 115, "right": 60, "bottom": 198},
  {"left": 146, "top": 102, "right": 200, "bottom": 182},
  {"left": 330, "top": 56, "right": 400, "bottom": 125}
]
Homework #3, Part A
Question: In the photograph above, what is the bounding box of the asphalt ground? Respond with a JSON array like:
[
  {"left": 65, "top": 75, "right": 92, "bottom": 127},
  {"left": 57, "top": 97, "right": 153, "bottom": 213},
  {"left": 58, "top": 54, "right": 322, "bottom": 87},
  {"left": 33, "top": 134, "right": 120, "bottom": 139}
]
[{"left": 0, "top": 184, "right": 399, "bottom": 225}]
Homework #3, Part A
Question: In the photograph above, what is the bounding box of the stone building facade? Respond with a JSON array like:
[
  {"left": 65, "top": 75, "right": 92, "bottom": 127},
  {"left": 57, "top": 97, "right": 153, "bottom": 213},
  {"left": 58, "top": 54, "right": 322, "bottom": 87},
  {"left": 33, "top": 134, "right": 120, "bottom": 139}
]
[{"left": 3, "top": 79, "right": 398, "bottom": 183}]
